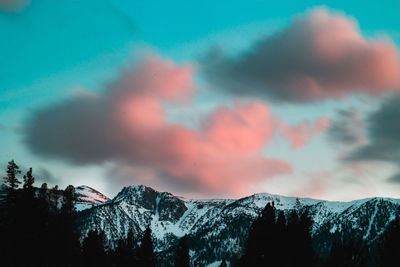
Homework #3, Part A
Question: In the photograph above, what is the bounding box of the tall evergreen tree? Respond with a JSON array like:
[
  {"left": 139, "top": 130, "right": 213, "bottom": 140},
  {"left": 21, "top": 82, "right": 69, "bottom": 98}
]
[
  {"left": 114, "top": 230, "right": 137, "bottom": 267},
  {"left": 49, "top": 185, "right": 59, "bottom": 214},
  {"left": 82, "top": 230, "right": 107, "bottom": 267},
  {"left": 3, "top": 160, "right": 21, "bottom": 192},
  {"left": 57, "top": 185, "right": 81, "bottom": 267},
  {"left": 39, "top": 183, "right": 49, "bottom": 202},
  {"left": 326, "top": 238, "right": 368, "bottom": 267},
  {"left": 276, "top": 210, "right": 288, "bottom": 267},
  {"left": 299, "top": 211, "right": 315, "bottom": 266},
  {"left": 22, "top": 168, "right": 35, "bottom": 199},
  {"left": 1, "top": 160, "right": 22, "bottom": 266},
  {"left": 23, "top": 168, "right": 34, "bottom": 190},
  {"left": 238, "top": 202, "right": 278, "bottom": 266},
  {"left": 137, "top": 226, "right": 156, "bottom": 267},
  {"left": 380, "top": 215, "right": 400, "bottom": 267},
  {"left": 174, "top": 235, "right": 190, "bottom": 267},
  {"left": 286, "top": 210, "right": 301, "bottom": 266}
]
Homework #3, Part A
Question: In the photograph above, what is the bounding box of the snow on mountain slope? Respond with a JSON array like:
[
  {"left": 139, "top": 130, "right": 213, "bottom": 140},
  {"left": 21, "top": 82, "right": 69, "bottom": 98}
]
[
  {"left": 77, "top": 185, "right": 400, "bottom": 266},
  {"left": 75, "top": 185, "right": 110, "bottom": 204},
  {"left": 75, "top": 185, "right": 110, "bottom": 211}
]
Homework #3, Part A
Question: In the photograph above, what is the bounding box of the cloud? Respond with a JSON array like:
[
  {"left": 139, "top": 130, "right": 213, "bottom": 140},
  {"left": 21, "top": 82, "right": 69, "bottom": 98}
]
[
  {"left": 388, "top": 173, "right": 400, "bottom": 184},
  {"left": 340, "top": 95, "right": 400, "bottom": 184},
  {"left": 278, "top": 117, "right": 330, "bottom": 149},
  {"left": 202, "top": 7, "right": 400, "bottom": 102},
  {"left": 36, "top": 167, "right": 58, "bottom": 185},
  {"left": 327, "top": 108, "right": 366, "bottom": 146},
  {"left": 24, "top": 54, "right": 327, "bottom": 196},
  {"left": 0, "top": 0, "right": 30, "bottom": 12},
  {"left": 347, "top": 95, "right": 400, "bottom": 163}
]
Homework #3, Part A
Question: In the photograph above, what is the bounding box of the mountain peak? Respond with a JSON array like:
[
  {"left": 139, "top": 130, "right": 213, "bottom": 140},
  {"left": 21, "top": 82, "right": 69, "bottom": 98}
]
[
  {"left": 75, "top": 185, "right": 110, "bottom": 206},
  {"left": 113, "top": 185, "right": 159, "bottom": 208},
  {"left": 116, "top": 185, "right": 156, "bottom": 197},
  {"left": 78, "top": 185, "right": 400, "bottom": 266}
]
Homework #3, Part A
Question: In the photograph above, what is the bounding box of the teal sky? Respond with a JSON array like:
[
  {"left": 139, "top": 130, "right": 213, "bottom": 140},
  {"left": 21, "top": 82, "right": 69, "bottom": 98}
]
[{"left": 1, "top": 0, "right": 400, "bottom": 200}]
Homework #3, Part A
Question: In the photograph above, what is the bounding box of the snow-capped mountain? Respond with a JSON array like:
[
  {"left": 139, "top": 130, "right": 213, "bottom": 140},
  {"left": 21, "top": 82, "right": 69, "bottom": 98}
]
[
  {"left": 1, "top": 184, "right": 109, "bottom": 209},
  {"left": 77, "top": 185, "right": 400, "bottom": 266},
  {"left": 75, "top": 185, "right": 110, "bottom": 210}
]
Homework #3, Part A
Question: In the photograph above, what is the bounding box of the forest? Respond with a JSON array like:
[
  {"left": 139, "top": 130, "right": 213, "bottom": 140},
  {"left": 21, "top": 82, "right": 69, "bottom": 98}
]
[{"left": 1, "top": 160, "right": 399, "bottom": 267}]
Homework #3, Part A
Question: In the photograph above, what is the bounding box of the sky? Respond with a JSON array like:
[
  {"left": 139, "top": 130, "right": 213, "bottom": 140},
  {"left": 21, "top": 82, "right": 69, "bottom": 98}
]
[{"left": 1, "top": 0, "right": 400, "bottom": 201}]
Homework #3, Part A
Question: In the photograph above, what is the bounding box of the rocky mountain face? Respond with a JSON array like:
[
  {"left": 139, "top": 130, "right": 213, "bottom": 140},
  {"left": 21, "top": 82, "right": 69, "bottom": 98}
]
[{"left": 76, "top": 185, "right": 400, "bottom": 266}]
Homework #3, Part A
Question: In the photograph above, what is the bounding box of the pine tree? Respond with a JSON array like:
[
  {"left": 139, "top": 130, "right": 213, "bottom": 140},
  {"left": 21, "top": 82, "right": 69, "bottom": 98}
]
[
  {"left": 286, "top": 210, "right": 301, "bottom": 266},
  {"left": 174, "top": 235, "right": 190, "bottom": 267},
  {"left": 115, "top": 230, "right": 137, "bottom": 267},
  {"left": 22, "top": 167, "right": 35, "bottom": 199},
  {"left": 276, "top": 210, "right": 288, "bottom": 267},
  {"left": 1, "top": 160, "right": 22, "bottom": 266},
  {"left": 299, "top": 210, "right": 315, "bottom": 266},
  {"left": 19, "top": 167, "right": 38, "bottom": 265},
  {"left": 3, "top": 160, "right": 21, "bottom": 192},
  {"left": 49, "top": 185, "right": 59, "bottom": 214},
  {"left": 238, "top": 202, "right": 278, "bottom": 266},
  {"left": 61, "top": 185, "right": 76, "bottom": 217},
  {"left": 82, "top": 230, "right": 107, "bottom": 267},
  {"left": 39, "top": 183, "right": 49, "bottom": 202},
  {"left": 326, "top": 238, "right": 368, "bottom": 267},
  {"left": 23, "top": 168, "right": 34, "bottom": 189},
  {"left": 380, "top": 215, "right": 400, "bottom": 267},
  {"left": 57, "top": 185, "right": 81, "bottom": 267},
  {"left": 137, "top": 226, "right": 156, "bottom": 267},
  {"left": 126, "top": 230, "right": 135, "bottom": 253}
]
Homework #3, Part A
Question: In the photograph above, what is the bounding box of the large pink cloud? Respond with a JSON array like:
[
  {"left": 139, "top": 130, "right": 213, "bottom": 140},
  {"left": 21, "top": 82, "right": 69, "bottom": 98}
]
[
  {"left": 25, "top": 54, "right": 328, "bottom": 196},
  {"left": 203, "top": 7, "right": 400, "bottom": 102}
]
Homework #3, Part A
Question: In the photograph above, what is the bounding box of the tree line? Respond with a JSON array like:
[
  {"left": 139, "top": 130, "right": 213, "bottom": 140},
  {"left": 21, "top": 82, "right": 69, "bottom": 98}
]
[
  {"left": 0, "top": 160, "right": 157, "bottom": 267},
  {"left": 1, "top": 160, "right": 399, "bottom": 266}
]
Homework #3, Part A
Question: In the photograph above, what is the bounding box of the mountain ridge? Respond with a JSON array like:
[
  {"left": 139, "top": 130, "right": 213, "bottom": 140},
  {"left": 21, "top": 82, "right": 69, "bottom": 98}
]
[{"left": 76, "top": 184, "right": 400, "bottom": 266}]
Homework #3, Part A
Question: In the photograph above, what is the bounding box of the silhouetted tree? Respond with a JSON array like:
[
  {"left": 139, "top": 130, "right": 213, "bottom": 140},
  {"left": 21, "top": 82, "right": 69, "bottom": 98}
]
[
  {"left": 326, "top": 238, "right": 368, "bottom": 267},
  {"left": 238, "top": 202, "right": 278, "bottom": 266},
  {"left": 137, "top": 226, "right": 156, "bottom": 267},
  {"left": 19, "top": 168, "right": 39, "bottom": 265},
  {"left": 286, "top": 210, "right": 301, "bottom": 266},
  {"left": 114, "top": 230, "right": 137, "bottom": 267},
  {"left": 39, "top": 183, "right": 49, "bottom": 202},
  {"left": 22, "top": 168, "right": 35, "bottom": 192},
  {"left": 240, "top": 205, "right": 316, "bottom": 267},
  {"left": 174, "top": 235, "right": 190, "bottom": 267},
  {"left": 57, "top": 185, "right": 81, "bottom": 267},
  {"left": 49, "top": 185, "right": 59, "bottom": 214},
  {"left": 1, "top": 160, "right": 22, "bottom": 266},
  {"left": 3, "top": 160, "right": 21, "bottom": 192},
  {"left": 380, "top": 215, "right": 400, "bottom": 267},
  {"left": 276, "top": 210, "right": 288, "bottom": 267},
  {"left": 82, "top": 230, "right": 107, "bottom": 267},
  {"left": 299, "top": 210, "right": 315, "bottom": 266}
]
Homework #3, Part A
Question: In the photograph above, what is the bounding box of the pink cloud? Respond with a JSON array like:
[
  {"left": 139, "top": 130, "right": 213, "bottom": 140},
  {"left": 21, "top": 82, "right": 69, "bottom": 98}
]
[
  {"left": 204, "top": 7, "right": 400, "bottom": 102},
  {"left": 204, "top": 102, "right": 275, "bottom": 152},
  {"left": 277, "top": 117, "right": 330, "bottom": 149},
  {"left": 25, "top": 54, "right": 328, "bottom": 197},
  {"left": 307, "top": 8, "right": 400, "bottom": 95}
]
